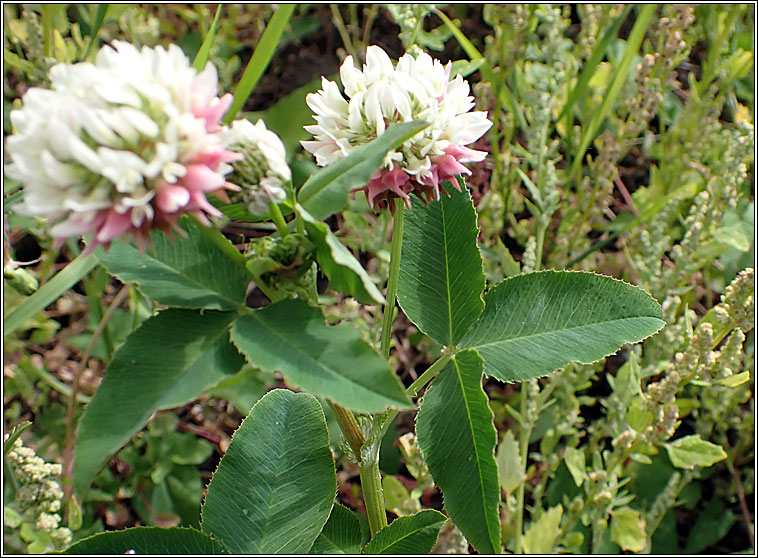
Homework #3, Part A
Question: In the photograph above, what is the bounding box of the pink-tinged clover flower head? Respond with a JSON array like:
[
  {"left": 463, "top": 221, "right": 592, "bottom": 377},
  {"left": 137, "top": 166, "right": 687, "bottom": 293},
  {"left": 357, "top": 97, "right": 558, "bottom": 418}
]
[
  {"left": 302, "top": 45, "right": 492, "bottom": 211},
  {"left": 5, "top": 40, "right": 243, "bottom": 251},
  {"left": 224, "top": 119, "right": 291, "bottom": 215}
]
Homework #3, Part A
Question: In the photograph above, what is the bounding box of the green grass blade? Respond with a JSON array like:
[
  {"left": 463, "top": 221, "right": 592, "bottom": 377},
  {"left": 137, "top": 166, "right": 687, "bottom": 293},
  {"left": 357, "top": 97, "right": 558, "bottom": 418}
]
[
  {"left": 435, "top": 8, "right": 527, "bottom": 130},
  {"left": 192, "top": 5, "right": 223, "bottom": 71},
  {"left": 557, "top": 5, "right": 633, "bottom": 126},
  {"left": 4, "top": 421, "right": 32, "bottom": 456},
  {"left": 82, "top": 4, "right": 109, "bottom": 61},
  {"left": 569, "top": 4, "right": 656, "bottom": 178},
  {"left": 3, "top": 253, "right": 98, "bottom": 340},
  {"left": 224, "top": 4, "right": 296, "bottom": 123}
]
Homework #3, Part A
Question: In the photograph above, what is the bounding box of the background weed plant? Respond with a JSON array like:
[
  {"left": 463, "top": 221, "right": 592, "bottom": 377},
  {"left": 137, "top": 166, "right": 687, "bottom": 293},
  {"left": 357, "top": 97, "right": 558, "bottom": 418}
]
[{"left": 3, "top": 4, "right": 754, "bottom": 554}]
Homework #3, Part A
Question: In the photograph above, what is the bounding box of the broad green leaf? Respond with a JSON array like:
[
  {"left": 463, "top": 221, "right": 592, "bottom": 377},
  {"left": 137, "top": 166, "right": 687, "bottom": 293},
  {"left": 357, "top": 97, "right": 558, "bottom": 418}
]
[
  {"left": 398, "top": 179, "right": 484, "bottom": 347},
  {"left": 231, "top": 299, "right": 411, "bottom": 413},
  {"left": 495, "top": 430, "right": 522, "bottom": 495},
  {"left": 298, "top": 204, "right": 385, "bottom": 305},
  {"left": 62, "top": 526, "right": 229, "bottom": 554},
  {"left": 664, "top": 435, "right": 727, "bottom": 469},
  {"left": 309, "top": 502, "right": 363, "bottom": 554},
  {"left": 298, "top": 121, "right": 429, "bottom": 220},
  {"left": 73, "top": 309, "right": 243, "bottom": 495},
  {"left": 96, "top": 217, "right": 248, "bottom": 311},
  {"left": 201, "top": 389, "right": 335, "bottom": 554},
  {"left": 363, "top": 510, "right": 447, "bottom": 554},
  {"left": 224, "top": 5, "right": 296, "bottom": 122},
  {"left": 564, "top": 447, "right": 586, "bottom": 487},
  {"left": 415, "top": 350, "right": 500, "bottom": 554},
  {"left": 462, "top": 270, "right": 665, "bottom": 382},
  {"left": 522, "top": 504, "right": 563, "bottom": 554},
  {"left": 3, "top": 253, "right": 97, "bottom": 340},
  {"left": 610, "top": 507, "right": 646, "bottom": 553}
]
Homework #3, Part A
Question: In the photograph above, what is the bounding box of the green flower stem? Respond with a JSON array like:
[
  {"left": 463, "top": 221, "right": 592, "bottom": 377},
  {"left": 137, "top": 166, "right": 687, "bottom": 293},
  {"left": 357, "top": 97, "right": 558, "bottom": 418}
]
[
  {"left": 380, "top": 198, "right": 405, "bottom": 360},
  {"left": 376, "top": 350, "right": 455, "bottom": 442},
  {"left": 406, "top": 350, "right": 454, "bottom": 398},
  {"left": 328, "top": 400, "right": 365, "bottom": 462},
  {"left": 269, "top": 202, "right": 290, "bottom": 238},
  {"left": 514, "top": 383, "right": 531, "bottom": 555},
  {"left": 358, "top": 198, "right": 406, "bottom": 540},
  {"left": 359, "top": 440, "right": 388, "bottom": 537}
]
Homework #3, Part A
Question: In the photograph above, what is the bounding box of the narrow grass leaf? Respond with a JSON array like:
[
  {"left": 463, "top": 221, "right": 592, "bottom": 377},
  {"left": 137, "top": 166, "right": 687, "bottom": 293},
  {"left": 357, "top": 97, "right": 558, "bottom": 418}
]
[
  {"left": 62, "top": 526, "right": 229, "bottom": 554},
  {"left": 231, "top": 299, "right": 412, "bottom": 413},
  {"left": 362, "top": 509, "right": 447, "bottom": 554},
  {"left": 557, "top": 5, "right": 633, "bottom": 126},
  {"left": 201, "top": 389, "right": 336, "bottom": 554},
  {"left": 298, "top": 121, "right": 428, "bottom": 220},
  {"left": 435, "top": 8, "right": 526, "bottom": 130},
  {"left": 309, "top": 502, "right": 363, "bottom": 554},
  {"left": 3, "top": 253, "right": 98, "bottom": 341},
  {"left": 570, "top": 4, "right": 656, "bottom": 177},
  {"left": 398, "top": 179, "right": 484, "bottom": 347},
  {"left": 191, "top": 5, "right": 223, "bottom": 71},
  {"left": 3, "top": 421, "right": 32, "bottom": 456},
  {"left": 224, "top": 5, "right": 296, "bottom": 123},
  {"left": 82, "top": 4, "right": 109, "bottom": 61},
  {"left": 73, "top": 309, "right": 243, "bottom": 495},
  {"left": 416, "top": 350, "right": 501, "bottom": 554},
  {"left": 462, "top": 270, "right": 665, "bottom": 382}
]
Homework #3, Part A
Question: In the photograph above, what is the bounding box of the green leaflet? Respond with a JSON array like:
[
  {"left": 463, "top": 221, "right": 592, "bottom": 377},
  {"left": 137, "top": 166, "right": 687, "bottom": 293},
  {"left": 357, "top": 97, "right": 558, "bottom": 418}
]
[
  {"left": 665, "top": 435, "right": 727, "bottom": 469},
  {"left": 298, "top": 121, "right": 429, "bottom": 220},
  {"left": 415, "top": 350, "right": 500, "bottom": 554},
  {"left": 462, "top": 270, "right": 665, "bottom": 382},
  {"left": 522, "top": 504, "right": 563, "bottom": 554},
  {"left": 73, "top": 309, "right": 243, "bottom": 495},
  {"left": 62, "top": 526, "right": 229, "bottom": 554},
  {"left": 309, "top": 502, "right": 363, "bottom": 554},
  {"left": 610, "top": 507, "right": 646, "bottom": 553},
  {"left": 230, "top": 299, "right": 412, "bottom": 413},
  {"left": 362, "top": 509, "right": 447, "bottom": 554},
  {"left": 397, "top": 179, "right": 485, "bottom": 347},
  {"left": 298, "top": 203, "right": 386, "bottom": 305},
  {"left": 97, "top": 216, "right": 248, "bottom": 311},
  {"left": 201, "top": 389, "right": 335, "bottom": 554}
]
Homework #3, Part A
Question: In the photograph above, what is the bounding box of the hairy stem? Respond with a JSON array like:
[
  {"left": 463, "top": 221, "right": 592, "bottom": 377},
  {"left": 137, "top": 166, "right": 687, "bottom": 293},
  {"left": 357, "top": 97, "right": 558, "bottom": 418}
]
[
  {"left": 380, "top": 198, "right": 404, "bottom": 360},
  {"left": 359, "top": 440, "right": 388, "bottom": 536}
]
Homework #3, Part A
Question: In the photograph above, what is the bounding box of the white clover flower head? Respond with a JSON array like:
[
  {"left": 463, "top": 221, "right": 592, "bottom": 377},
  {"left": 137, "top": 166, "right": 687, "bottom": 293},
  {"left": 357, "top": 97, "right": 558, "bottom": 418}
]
[
  {"left": 5, "top": 40, "right": 244, "bottom": 250},
  {"left": 225, "top": 119, "right": 291, "bottom": 215},
  {"left": 302, "top": 45, "right": 492, "bottom": 210}
]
